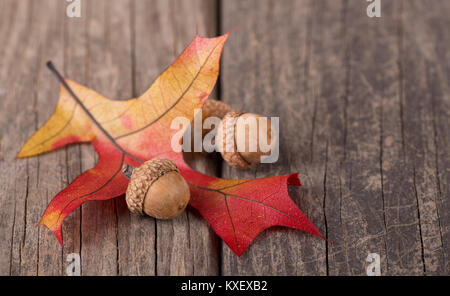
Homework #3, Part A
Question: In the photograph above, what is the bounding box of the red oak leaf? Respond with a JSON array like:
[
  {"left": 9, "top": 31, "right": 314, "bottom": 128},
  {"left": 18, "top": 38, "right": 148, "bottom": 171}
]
[
  {"left": 17, "top": 33, "right": 324, "bottom": 255},
  {"left": 180, "top": 162, "right": 323, "bottom": 255}
]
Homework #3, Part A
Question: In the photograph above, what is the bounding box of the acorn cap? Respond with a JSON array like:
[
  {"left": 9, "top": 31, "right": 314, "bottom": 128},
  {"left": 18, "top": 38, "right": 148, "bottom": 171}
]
[
  {"left": 216, "top": 110, "right": 252, "bottom": 169},
  {"left": 200, "top": 100, "right": 234, "bottom": 140},
  {"left": 125, "top": 158, "right": 179, "bottom": 215},
  {"left": 202, "top": 99, "right": 233, "bottom": 121}
]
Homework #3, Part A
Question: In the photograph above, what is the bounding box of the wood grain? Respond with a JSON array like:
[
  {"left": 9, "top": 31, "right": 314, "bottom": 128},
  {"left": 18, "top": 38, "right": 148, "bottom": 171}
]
[
  {"left": 220, "top": 0, "right": 449, "bottom": 275},
  {"left": 376, "top": 0, "right": 423, "bottom": 275},
  {"left": 0, "top": 0, "right": 448, "bottom": 275},
  {"left": 400, "top": 0, "right": 450, "bottom": 274},
  {"left": 2, "top": 0, "right": 66, "bottom": 276}
]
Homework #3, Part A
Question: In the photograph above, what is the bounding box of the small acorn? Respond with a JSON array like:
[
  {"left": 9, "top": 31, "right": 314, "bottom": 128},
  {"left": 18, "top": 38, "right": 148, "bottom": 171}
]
[
  {"left": 124, "top": 158, "right": 190, "bottom": 219},
  {"left": 202, "top": 99, "right": 234, "bottom": 123},
  {"left": 216, "top": 110, "right": 277, "bottom": 170},
  {"left": 201, "top": 99, "right": 233, "bottom": 137}
]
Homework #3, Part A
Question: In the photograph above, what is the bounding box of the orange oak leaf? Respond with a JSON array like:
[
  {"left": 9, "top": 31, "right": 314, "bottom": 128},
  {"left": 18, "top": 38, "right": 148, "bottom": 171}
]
[{"left": 17, "top": 33, "right": 324, "bottom": 255}]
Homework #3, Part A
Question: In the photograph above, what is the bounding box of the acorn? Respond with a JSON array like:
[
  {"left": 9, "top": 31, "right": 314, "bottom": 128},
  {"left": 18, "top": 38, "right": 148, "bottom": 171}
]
[
  {"left": 202, "top": 99, "right": 233, "bottom": 124},
  {"left": 199, "top": 99, "right": 234, "bottom": 138},
  {"left": 216, "top": 110, "right": 277, "bottom": 170},
  {"left": 123, "top": 158, "right": 190, "bottom": 219}
]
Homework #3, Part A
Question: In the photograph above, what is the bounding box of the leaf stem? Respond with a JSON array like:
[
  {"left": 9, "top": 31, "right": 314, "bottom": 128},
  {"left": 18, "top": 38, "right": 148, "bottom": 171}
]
[
  {"left": 46, "top": 61, "right": 143, "bottom": 164},
  {"left": 121, "top": 164, "right": 135, "bottom": 179}
]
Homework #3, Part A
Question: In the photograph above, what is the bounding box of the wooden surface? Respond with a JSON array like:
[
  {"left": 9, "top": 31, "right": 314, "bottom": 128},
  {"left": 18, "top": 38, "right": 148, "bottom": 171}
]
[{"left": 0, "top": 0, "right": 448, "bottom": 275}]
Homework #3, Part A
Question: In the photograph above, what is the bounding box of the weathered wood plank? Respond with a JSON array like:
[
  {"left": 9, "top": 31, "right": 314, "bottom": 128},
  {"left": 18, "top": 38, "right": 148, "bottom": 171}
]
[
  {"left": 0, "top": 0, "right": 37, "bottom": 276},
  {"left": 323, "top": 0, "right": 422, "bottom": 276},
  {"left": 220, "top": 0, "right": 448, "bottom": 276},
  {"left": 305, "top": 0, "right": 356, "bottom": 276},
  {"left": 5, "top": 0, "right": 49, "bottom": 276},
  {"left": 0, "top": 0, "right": 66, "bottom": 275},
  {"left": 133, "top": 0, "right": 219, "bottom": 275},
  {"left": 400, "top": 0, "right": 450, "bottom": 274},
  {"left": 423, "top": 0, "right": 450, "bottom": 273},
  {"left": 306, "top": 0, "right": 373, "bottom": 276},
  {"left": 377, "top": 0, "right": 423, "bottom": 275},
  {"left": 307, "top": 0, "right": 353, "bottom": 276}
]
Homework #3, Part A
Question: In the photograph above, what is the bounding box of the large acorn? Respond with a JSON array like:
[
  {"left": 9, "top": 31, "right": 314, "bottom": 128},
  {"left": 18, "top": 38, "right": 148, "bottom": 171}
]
[{"left": 124, "top": 158, "right": 190, "bottom": 219}]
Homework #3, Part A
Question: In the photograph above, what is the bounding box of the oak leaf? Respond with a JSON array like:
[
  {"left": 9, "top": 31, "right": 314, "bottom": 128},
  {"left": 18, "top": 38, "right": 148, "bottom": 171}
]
[{"left": 18, "top": 34, "right": 324, "bottom": 256}]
